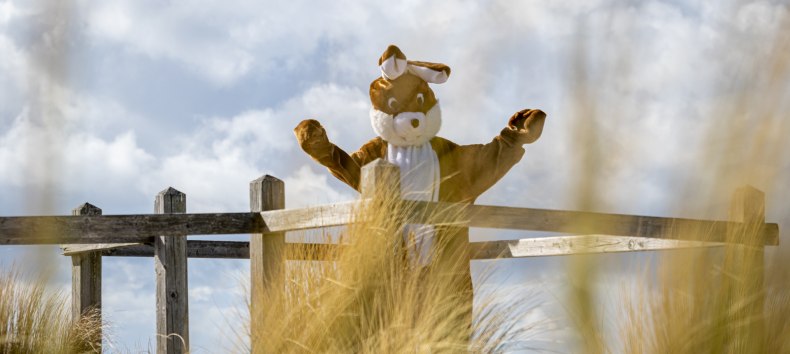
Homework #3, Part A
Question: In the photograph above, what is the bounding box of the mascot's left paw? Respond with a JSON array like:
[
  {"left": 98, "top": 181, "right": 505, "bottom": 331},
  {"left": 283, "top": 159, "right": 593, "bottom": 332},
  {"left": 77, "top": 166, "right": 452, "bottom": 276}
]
[{"left": 508, "top": 109, "right": 546, "bottom": 144}]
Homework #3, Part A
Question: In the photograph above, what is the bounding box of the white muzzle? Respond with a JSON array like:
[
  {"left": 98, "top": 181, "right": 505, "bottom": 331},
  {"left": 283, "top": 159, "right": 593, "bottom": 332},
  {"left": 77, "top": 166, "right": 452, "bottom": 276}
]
[{"left": 370, "top": 103, "right": 442, "bottom": 147}]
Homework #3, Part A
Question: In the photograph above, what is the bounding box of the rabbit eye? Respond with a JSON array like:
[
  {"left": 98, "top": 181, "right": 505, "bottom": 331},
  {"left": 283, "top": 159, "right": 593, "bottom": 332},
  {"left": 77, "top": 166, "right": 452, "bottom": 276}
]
[
  {"left": 387, "top": 97, "right": 402, "bottom": 111},
  {"left": 415, "top": 93, "right": 424, "bottom": 106}
]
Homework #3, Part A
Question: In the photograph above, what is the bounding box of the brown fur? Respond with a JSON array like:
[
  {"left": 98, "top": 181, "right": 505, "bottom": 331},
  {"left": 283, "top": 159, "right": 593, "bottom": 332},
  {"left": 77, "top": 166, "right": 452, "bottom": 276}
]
[
  {"left": 294, "top": 103, "right": 545, "bottom": 342},
  {"left": 294, "top": 47, "right": 546, "bottom": 339},
  {"left": 369, "top": 74, "right": 436, "bottom": 115},
  {"left": 293, "top": 108, "right": 546, "bottom": 203},
  {"left": 379, "top": 44, "right": 407, "bottom": 64}
]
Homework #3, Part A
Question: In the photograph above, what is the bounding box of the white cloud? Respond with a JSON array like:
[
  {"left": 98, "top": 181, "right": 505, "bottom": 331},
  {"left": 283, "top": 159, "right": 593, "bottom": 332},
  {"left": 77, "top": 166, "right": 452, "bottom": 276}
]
[
  {"left": 133, "top": 83, "right": 367, "bottom": 212},
  {"left": 0, "top": 1, "right": 17, "bottom": 25},
  {"left": 2, "top": 0, "right": 790, "bottom": 352},
  {"left": 281, "top": 83, "right": 371, "bottom": 146},
  {"left": 79, "top": 0, "right": 559, "bottom": 87},
  {"left": 736, "top": 1, "right": 789, "bottom": 34},
  {"left": 190, "top": 285, "right": 217, "bottom": 302},
  {"left": 85, "top": 1, "right": 133, "bottom": 43},
  {"left": 83, "top": 0, "right": 359, "bottom": 85},
  {"left": 284, "top": 165, "right": 354, "bottom": 207},
  {"left": 65, "top": 131, "right": 155, "bottom": 179},
  {"left": 85, "top": 1, "right": 255, "bottom": 85},
  {"left": 0, "top": 31, "right": 29, "bottom": 122},
  {"left": 142, "top": 151, "right": 262, "bottom": 212},
  {"left": 0, "top": 78, "right": 368, "bottom": 213},
  {"left": 101, "top": 258, "right": 157, "bottom": 349},
  {"left": 0, "top": 100, "right": 155, "bottom": 206}
]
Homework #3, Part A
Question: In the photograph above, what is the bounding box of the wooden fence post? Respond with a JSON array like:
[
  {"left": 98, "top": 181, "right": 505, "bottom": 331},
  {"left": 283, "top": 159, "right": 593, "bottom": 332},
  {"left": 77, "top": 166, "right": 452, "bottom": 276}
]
[
  {"left": 154, "top": 187, "right": 189, "bottom": 354},
  {"left": 360, "top": 158, "right": 402, "bottom": 252},
  {"left": 726, "top": 185, "right": 766, "bottom": 352},
  {"left": 71, "top": 202, "right": 103, "bottom": 352},
  {"left": 249, "top": 175, "right": 285, "bottom": 353},
  {"left": 360, "top": 158, "right": 400, "bottom": 199}
]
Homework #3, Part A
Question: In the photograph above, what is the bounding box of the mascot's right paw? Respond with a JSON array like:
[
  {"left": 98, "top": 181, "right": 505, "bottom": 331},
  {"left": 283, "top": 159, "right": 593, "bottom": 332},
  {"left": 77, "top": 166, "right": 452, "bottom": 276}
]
[
  {"left": 507, "top": 109, "right": 546, "bottom": 144},
  {"left": 294, "top": 119, "right": 329, "bottom": 149}
]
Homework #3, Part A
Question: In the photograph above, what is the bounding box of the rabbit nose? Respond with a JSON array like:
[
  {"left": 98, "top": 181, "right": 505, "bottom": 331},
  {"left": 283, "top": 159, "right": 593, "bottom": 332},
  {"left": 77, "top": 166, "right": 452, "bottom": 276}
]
[{"left": 410, "top": 119, "right": 420, "bottom": 128}]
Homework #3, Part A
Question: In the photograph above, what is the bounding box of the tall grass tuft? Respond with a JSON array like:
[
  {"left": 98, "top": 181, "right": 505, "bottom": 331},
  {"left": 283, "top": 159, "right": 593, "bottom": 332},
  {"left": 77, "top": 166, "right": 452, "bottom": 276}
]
[
  {"left": 249, "top": 180, "right": 533, "bottom": 353},
  {"left": 0, "top": 266, "right": 104, "bottom": 353},
  {"left": 567, "top": 3, "right": 790, "bottom": 353}
]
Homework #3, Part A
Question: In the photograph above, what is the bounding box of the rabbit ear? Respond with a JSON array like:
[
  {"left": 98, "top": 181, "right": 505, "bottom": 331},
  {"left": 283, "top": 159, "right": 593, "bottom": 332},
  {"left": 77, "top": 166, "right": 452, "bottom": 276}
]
[
  {"left": 379, "top": 45, "right": 408, "bottom": 80},
  {"left": 407, "top": 60, "right": 451, "bottom": 84}
]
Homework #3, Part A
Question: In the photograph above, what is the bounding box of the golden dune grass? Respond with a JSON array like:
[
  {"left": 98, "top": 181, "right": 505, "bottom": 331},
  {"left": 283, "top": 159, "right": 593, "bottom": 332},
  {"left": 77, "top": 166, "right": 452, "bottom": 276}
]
[
  {"left": 6, "top": 1, "right": 788, "bottom": 353},
  {"left": 249, "top": 7, "right": 790, "bottom": 351},
  {"left": 0, "top": 266, "right": 103, "bottom": 353},
  {"left": 566, "top": 4, "right": 790, "bottom": 354},
  {"left": 248, "top": 184, "right": 537, "bottom": 353}
]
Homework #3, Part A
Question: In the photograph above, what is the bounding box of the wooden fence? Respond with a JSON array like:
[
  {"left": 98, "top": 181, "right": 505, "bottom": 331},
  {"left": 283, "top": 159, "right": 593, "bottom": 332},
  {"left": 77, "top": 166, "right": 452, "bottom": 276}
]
[{"left": 0, "top": 158, "right": 780, "bottom": 353}]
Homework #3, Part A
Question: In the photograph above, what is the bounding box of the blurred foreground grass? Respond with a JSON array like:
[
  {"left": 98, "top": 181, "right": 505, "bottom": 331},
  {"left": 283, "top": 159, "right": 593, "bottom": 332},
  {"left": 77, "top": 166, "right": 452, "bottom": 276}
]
[
  {"left": 565, "top": 3, "right": 790, "bottom": 353},
  {"left": 0, "top": 266, "right": 102, "bottom": 353},
  {"left": 248, "top": 182, "right": 536, "bottom": 353},
  {"left": 4, "top": 0, "right": 790, "bottom": 353}
]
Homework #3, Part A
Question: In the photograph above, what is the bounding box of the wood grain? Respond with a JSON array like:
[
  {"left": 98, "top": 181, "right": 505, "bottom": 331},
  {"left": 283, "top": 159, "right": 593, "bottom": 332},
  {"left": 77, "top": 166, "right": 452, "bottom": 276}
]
[
  {"left": 154, "top": 187, "right": 189, "bottom": 354},
  {"left": 250, "top": 175, "right": 285, "bottom": 354},
  {"left": 69, "top": 202, "right": 103, "bottom": 353},
  {"left": 470, "top": 235, "right": 724, "bottom": 259},
  {"left": 0, "top": 212, "right": 261, "bottom": 244},
  {"left": 0, "top": 201, "right": 779, "bottom": 245}
]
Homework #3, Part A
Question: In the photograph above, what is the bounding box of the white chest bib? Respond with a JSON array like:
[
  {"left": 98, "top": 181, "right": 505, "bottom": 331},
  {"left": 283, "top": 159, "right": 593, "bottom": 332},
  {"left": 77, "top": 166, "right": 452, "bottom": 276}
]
[
  {"left": 386, "top": 141, "right": 440, "bottom": 265},
  {"left": 386, "top": 141, "right": 440, "bottom": 202}
]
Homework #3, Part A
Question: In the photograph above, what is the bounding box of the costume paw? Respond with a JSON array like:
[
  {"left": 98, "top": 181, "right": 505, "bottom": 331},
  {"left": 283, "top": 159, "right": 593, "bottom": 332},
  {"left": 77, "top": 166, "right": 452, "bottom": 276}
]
[
  {"left": 507, "top": 109, "right": 546, "bottom": 144},
  {"left": 294, "top": 119, "right": 328, "bottom": 148},
  {"left": 508, "top": 109, "right": 546, "bottom": 130}
]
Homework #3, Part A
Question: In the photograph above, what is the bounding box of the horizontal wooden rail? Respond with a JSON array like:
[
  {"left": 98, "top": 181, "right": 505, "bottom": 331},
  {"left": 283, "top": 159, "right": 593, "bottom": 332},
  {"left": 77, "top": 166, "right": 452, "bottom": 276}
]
[
  {"left": 0, "top": 201, "right": 359, "bottom": 245},
  {"left": 255, "top": 201, "right": 779, "bottom": 245},
  {"left": 258, "top": 201, "right": 780, "bottom": 245},
  {"left": 412, "top": 202, "right": 780, "bottom": 245},
  {"left": 259, "top": 201, "right": 357, "bottom": 232},
  {"left": 63, "top": 242, "right": 142, "bottom": 255},
  {"left": 63, "top": 241, "right": 343, "bottom": 260},
  {"left": 470, "top": 235, "right": 724, "bottom": 259},
  {"left": 63, "top": 241, "right": 250, "bottom": 258},
  {"left": 0, "top": 213, "right": 261, "bottom": 244},
  {"left": 0, "top": 200, "right": 779, "bottom": 245},
  {"left": 63, "top": 235, "right": 729, "bottom": 260}
]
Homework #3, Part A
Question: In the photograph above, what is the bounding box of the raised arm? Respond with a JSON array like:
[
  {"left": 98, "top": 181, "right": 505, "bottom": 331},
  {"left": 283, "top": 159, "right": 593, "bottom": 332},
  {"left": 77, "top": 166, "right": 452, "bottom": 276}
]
[
  {"left": 456, "top": 109, "right": 547, "bottom": 199},
  {"left": 294, "top": 119, "right": 385, "bottom": 191}
]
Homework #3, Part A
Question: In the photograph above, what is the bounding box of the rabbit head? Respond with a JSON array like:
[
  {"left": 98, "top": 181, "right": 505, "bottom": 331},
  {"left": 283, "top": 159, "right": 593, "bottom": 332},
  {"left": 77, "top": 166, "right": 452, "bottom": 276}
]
[{"left": 369, "top": 45, "right": 450, "bottom": 146}]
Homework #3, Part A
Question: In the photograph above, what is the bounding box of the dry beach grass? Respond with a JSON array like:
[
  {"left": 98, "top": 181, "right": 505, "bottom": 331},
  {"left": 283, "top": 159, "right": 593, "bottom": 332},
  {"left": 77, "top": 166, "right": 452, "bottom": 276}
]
[
  {"left": 0, "top": 266, "right": 102, "bottom": 353},
  {"left": 247, "top": 181, "right": 536, "bottom": 353},
  {"left": 3, "top": 0, "right": 790, "bottom": 353}
]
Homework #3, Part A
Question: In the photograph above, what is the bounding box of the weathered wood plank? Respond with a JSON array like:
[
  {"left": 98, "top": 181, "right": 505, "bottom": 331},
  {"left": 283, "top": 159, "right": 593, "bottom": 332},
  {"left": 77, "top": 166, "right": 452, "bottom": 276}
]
[
  {"left": 154, "top": 187, "right": 189, "bottom": 354},
  {"left": 724, "top": 186, "right": 766, "bottom": 352},
  {"left": 64, "top": 241, "right": 249, "bottom": 258},
  {"left": 63, "top": 242, "right": 144, "bottom": 255},
  {"left": 250, "top": 175, "right": 285, "bottom": 354},
  {"left": 63, "top": 235, "right": 731, "bottom": 260},
  {"left": 470, "top": 235, "right": 724, "bottom": 259},
  {"left": 259, "top": 201, "right": 358, "bottom": 233},
  {"left": 0, "top": 202, "right": 356, "bottom": 245},
  {"left": 64, "top": 240, "right": 341, "bottom": 260},
  {"left": 115, "top": 241, "right": 250, "bottom": 258},
  {"left": 69, "top": 202, "right": 103, "bottom": 353},
  {"left": 61, "top": 235, "right": 735, "bottom": 260},
  {"left": 0, "top": 201, "right": 779, "bottom": 245},
  {"left": 408, "top": 202, "right": 780, "bottom": 245},
  {"left": 0, "top": 212, "right": 261, "bottom": 245},
  {"left": 360, "top": 158, "right": 400, "bottom": 198}
]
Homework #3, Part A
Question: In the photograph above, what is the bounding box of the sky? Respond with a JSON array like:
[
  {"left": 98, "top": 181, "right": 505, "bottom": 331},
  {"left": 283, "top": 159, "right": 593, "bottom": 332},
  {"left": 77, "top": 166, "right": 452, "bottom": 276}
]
[{"left": 1, "top": 0, "right": 789, "bottom": 352}]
